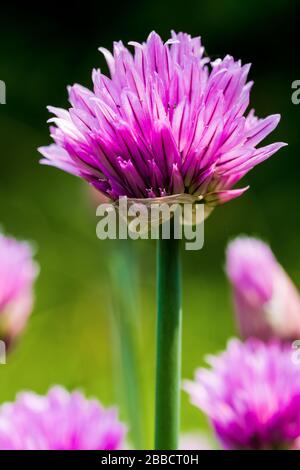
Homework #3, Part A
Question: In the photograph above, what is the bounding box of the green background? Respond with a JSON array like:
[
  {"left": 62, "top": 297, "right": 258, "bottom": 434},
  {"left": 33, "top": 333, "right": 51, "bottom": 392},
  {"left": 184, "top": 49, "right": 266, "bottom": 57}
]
[{"left": 0, "top": 0, "right": 299, "bottom": 447}]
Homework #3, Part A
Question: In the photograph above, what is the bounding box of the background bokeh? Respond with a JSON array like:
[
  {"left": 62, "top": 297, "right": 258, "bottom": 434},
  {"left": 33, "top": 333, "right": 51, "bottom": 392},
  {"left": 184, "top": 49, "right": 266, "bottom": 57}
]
[{"left": 0, "top": 0, "right": 299, "bottom": 447}]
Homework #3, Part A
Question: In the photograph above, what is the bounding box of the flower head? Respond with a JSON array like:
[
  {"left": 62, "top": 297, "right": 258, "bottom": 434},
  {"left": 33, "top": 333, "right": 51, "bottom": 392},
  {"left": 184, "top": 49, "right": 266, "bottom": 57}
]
[
  {"left": 39, "top": 31, "right": 285, "bottom": 210},
  {"left": 0, "top": 233, "right": 38, "bottom": 346},
  {"left": 0, "top": 386, "right": 126, "bottom": 450},
  {"left": 226, "top": 237, "right": 300, "bottom": 341},
  {"left": 184, "top": 339, "right": 300, "bottom": 450}
]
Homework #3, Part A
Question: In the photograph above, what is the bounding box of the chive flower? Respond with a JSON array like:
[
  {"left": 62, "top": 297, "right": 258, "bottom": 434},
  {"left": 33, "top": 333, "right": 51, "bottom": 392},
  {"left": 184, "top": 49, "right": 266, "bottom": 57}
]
[
  {"left": 0, "top": 233, "right": 38, "bottom": 346},
  {"left": 0, "top": 386, "right": 126, "bottom": 450},
  {"left": 226, "top": 237, "right": 300, "bottom": 341},
  {"left": 185, "top": 339, "right": 300, "bottom": 450},
  {"left": 39, "top": 31, "right": 285, "bottom": 209}
]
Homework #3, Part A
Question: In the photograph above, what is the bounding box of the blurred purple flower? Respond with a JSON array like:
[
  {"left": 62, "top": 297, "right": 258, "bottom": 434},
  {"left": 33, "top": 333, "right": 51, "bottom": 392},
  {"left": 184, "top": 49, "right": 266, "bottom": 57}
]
[
  {"left": 39, "top": 31, "right": 285, "bottom": 209},
  {"left": 184, "top": 339, "right": 300, "bottom": 450},
  {"left": 0, "top": 386, "right": 126, "bottom": 450},
  {"left": 226, "top": 237, "right": 300, "bottom": 341},
  {"left": 0, "top": 233, "right": 38, "bottom": 346}
]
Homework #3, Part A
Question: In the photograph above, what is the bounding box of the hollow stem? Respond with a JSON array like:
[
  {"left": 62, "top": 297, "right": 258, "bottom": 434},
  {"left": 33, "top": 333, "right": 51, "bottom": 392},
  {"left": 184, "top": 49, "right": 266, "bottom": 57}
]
[{"left": 155, "top": 223, "right": 182, "bottom": 450}]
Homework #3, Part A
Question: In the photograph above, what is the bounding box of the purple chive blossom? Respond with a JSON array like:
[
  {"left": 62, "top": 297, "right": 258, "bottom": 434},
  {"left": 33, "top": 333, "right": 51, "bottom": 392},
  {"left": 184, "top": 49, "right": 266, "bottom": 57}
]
[
  {"left": 0, "top": 233, "right": 38, "bottom": 345},
  {"left": 226, "top": 237, "right": 300, "bottom": 342},
  {"left": 184, "top": 339, "right": 300, "bottom": 450},
  {"left": 0, "top": 386, "right": 126, "bottom": 450},
  {"left": 39, "top": 31, "right": 286, "bottom": 206}
]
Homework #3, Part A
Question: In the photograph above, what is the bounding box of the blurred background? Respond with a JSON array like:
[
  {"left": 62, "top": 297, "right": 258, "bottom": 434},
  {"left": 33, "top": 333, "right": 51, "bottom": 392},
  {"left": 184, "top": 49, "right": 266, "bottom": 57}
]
[{"left": 0, "top": 0, "right": 299, "bottom": 448}]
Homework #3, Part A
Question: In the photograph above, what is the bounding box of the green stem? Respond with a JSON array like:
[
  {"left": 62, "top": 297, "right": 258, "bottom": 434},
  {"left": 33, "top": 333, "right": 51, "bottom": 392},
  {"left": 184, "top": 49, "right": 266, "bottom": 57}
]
[{"left": 155, "top": 224, "right": 182, "bottom": 450}]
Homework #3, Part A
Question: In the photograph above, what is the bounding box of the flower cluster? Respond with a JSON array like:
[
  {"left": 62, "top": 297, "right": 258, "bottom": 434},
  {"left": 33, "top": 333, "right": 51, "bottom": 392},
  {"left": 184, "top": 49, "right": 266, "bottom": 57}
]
[
  {"left": 0, "top": 233, "right": 38, "bottom": 345},
  {"left": 39, "top": 31, "right": 285, "bottom": 208},
  {"left": 0, "top": 386, "right": 126, "bottom": 450},
  {"left": 185, "top": 339, "right": 300, "bottom": 450},
  {"left": 226, "top": 237, "right": 300, "bottom": 341}
]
